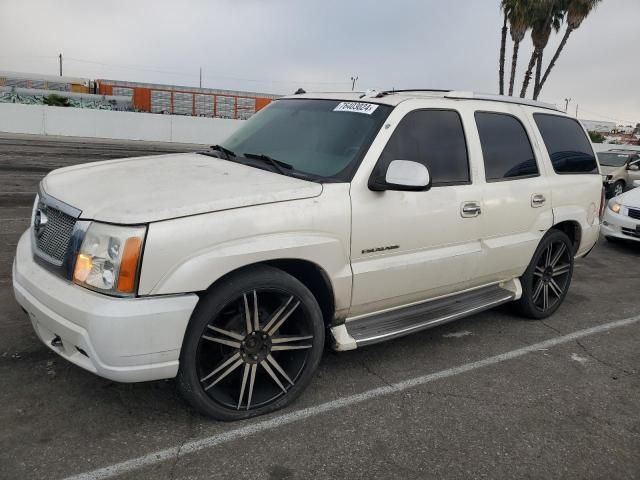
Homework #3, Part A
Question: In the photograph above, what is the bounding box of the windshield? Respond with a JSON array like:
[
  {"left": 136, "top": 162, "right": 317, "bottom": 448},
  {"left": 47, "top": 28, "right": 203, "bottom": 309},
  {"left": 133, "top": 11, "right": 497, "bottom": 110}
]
[
  {"left": 222, "top": 98, "right": 392, "bottom": 181},
  {"left": 597, "top": 152, "right": 631, "bottom": 167}
]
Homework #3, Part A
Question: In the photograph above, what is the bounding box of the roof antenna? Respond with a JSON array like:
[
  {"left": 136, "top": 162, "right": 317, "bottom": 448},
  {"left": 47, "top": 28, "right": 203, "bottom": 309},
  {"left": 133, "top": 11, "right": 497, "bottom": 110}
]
[{"left": 294, "top": 88, "right": 306, "bottom": 95}]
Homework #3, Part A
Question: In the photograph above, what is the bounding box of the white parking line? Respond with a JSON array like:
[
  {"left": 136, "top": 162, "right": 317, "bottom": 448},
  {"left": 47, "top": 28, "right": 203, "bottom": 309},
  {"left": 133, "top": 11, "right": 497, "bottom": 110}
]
[{"left": 62, "top": 314, "right": 640, "bottom": 480}]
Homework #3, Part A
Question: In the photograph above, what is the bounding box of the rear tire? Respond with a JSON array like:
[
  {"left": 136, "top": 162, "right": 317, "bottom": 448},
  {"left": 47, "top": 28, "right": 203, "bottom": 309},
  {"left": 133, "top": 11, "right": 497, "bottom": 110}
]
[
  {"left": 177, "top": 265, "right": 325, "bottom": 421},
  {"left": 514, "top": 229, "right": 574, "bottom": 320}
]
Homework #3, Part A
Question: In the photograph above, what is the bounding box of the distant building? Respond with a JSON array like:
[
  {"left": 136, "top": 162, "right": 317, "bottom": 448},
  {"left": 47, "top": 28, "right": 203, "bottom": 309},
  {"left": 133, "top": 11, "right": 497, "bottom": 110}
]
[
  {"left": 580, "top": 118, "right": 616, "bottom": 133},
  {"left": 0, "top": 70, "right": 279, "bottom": 120},
  {"left": 96, "top": 79, "right": 279, "bottom": 119}
]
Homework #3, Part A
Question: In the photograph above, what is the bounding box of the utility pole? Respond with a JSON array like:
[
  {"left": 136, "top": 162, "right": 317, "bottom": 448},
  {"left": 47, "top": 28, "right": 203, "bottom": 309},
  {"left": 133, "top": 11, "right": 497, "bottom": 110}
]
[
  {"left": 199, "top": 67, "right": 202, "bottom": 88},
  {"left": 564, "top": 98, "right": 571, "bottom": 113},
  {"left": 58, "top": 53, "right": 63, "bottom": 76},
  {"left": 350, "top": 76, "right": 358, "bottom": 91},
  {"left": 575, "top": 104, "right": 579, "bottom": 118}
]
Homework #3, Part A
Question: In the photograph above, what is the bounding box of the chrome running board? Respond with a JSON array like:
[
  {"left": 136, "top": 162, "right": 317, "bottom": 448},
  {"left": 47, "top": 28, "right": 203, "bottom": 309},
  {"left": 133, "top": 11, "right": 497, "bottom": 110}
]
[{"left": 331, "top": 283, "right": 518, "bottom": 350}]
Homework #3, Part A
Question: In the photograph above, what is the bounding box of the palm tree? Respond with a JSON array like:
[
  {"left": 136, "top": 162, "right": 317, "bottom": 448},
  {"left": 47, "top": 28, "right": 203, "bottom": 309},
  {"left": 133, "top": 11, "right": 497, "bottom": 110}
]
[
  {"left": 535, "top": 0, "right": 602, "bottom": 98},
  {"left": 505, "top": 0, "right": 531, "bottom": 96},
  {"left": 520, "top": 0, "right": 564, "bottom": 98},
  {"left": 499, "top": 8, "right": 508, "bottom": 95}
]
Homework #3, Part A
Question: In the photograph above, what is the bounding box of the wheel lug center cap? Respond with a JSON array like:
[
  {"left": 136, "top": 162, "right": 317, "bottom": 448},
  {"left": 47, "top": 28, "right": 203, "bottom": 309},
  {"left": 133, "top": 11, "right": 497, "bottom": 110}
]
[{"left": 241, "top": 331, "right": 271, "bottom": 362}]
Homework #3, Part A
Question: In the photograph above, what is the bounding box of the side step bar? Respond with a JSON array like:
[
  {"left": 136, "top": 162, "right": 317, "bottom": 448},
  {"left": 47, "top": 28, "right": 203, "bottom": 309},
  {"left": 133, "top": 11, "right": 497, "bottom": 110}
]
[{"left": 332, "top": 282, "right": 519, "bottom": 350}]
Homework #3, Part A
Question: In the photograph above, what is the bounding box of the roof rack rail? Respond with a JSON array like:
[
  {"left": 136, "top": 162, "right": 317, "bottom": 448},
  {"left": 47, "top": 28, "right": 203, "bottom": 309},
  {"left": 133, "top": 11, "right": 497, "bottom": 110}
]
[
  {"left": 375, "top": 89, "right": 450, "bottom": 97},
  {"left": 375, "top": 89, "right": 560, "bottom": 112},
  {"left": 446, "top": 92, "right": 560, "bottom": 111}
]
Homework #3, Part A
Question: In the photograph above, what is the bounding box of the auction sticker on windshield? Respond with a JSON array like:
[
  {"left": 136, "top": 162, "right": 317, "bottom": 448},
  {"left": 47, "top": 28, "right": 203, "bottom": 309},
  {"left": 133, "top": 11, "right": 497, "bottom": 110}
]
[{"left": 333, "top": 102, "right": 379, "bottom": 114}]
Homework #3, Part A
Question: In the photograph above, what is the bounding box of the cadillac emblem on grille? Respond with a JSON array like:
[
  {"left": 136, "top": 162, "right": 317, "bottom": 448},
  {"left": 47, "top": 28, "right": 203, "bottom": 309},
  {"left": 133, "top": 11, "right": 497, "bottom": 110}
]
[{"left": 34, "top": 205, "right": 49, "bottom": 238}]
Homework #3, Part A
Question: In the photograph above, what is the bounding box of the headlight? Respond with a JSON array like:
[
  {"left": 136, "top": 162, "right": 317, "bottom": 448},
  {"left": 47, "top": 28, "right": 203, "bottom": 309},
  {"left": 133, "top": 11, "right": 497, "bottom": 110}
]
[
  {"left": 73, "top": 222, "right": 146, "bottom": 296},
  {"left": 608, "top": 200, "right": 622, "bottom": 214}
]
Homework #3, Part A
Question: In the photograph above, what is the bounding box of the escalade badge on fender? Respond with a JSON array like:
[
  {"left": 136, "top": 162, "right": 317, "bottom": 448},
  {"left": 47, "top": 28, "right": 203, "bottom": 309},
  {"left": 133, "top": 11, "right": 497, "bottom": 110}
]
[{"left": 362, "top": 245, "right": 399, "bottom": 254}]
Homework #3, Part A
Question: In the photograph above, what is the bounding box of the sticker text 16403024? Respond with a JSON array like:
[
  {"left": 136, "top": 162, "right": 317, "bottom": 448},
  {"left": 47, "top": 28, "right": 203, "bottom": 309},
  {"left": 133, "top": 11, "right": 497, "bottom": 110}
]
[{"left": 333, "top": 102, "right": 379, "bottom": 115}]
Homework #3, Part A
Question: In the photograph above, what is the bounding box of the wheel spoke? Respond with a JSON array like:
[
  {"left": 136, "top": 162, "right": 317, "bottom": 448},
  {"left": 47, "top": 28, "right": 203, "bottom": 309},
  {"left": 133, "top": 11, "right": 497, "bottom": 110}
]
[
  {"left": 266, "top": 354, "right": 294, "bottom": 386},
  {"left": 532, "top": 279, "right": 544, "bottom": 302},
  {"left": 200, "top": 352, "right": 241, "bottom": 382},
  {"left": 271, "top": 344, "right": 312, "bottom": 351},
  {"left": 552, "top": 264, "right": 570, "bottom": 277},
  {"left": 202, "top": 335, "right": 241, "bottom": 349},
  {"left": 261, "top": 360, "right": 287, "bottom": 393},
  {"left": 236, "top": 363, "right": 250, "bottom": 410},
  {"left": 246, "top": 364, "right": 257, "bottom": 410},
  {"left": 203, "top": 357, "right": 244, "bottom": 390},
  {"left": 543, "top": 284, "right": 549, "bottom": 310},
  {"left": 243, "top": 294, "right": 252, "bottom": 334},
  {"left": 207, "top": 325, "right": 244, "bottom": 341},
  {"left": 271, "top": 335, "right": 313, "bottom": 344},
  {"left": 253, "top": 290, "right": 260, "bottom": 332},
  {"left": 550, "top": 243, "right": 566, "bottom": 267},
  {"left": 266, "top": 300, "right": 301, "bottom": 335},
  {"left": 545, "top": 245, "right": 552, "bottom": 267},
  {"left": 262, "top": 296, "right": 294, "bottom": 333},
  {"left": 548, "top": 278, "right": 563, "bottom": 297}
]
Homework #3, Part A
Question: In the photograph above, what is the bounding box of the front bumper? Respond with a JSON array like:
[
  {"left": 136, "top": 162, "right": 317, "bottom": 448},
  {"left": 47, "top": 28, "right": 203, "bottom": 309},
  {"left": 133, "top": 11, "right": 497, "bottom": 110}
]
[
  {"left": 13, "top": 231, "right": 199, "bottom": 382},
  {"left": 602, "top": 209, "right": 640, "bottom": 242}
]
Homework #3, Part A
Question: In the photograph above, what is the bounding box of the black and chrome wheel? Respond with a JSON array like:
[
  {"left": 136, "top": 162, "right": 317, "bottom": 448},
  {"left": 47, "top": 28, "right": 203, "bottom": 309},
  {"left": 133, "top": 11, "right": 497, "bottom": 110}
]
[
  {"left": 177, "top": 265, "right": 324, "bottom": 421},
  {"left": 515, "top": 229, "right": 574, "bottom": 319}
]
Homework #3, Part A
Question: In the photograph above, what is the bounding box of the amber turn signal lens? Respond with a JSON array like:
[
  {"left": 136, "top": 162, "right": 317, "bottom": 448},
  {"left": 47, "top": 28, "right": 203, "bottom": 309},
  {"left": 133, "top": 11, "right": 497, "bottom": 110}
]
[
  {"left": 73, "top": 253, "right": 93, "bottom": 283},
  {"left": 116, "top": 237, "right": 143, "bottom": 293}
]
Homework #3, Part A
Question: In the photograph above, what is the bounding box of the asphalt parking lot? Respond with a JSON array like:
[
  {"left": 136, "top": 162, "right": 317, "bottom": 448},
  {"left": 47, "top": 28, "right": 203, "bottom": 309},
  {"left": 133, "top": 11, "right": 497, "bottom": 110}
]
[{"left": 1, "top": 134, "right": 639, "bottom": 480}]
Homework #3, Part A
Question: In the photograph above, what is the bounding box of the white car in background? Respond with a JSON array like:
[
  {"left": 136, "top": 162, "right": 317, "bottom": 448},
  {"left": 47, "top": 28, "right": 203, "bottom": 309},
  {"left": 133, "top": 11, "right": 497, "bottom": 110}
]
[{"left": 603, "top": 180, "right": 640, "bottom": 242}]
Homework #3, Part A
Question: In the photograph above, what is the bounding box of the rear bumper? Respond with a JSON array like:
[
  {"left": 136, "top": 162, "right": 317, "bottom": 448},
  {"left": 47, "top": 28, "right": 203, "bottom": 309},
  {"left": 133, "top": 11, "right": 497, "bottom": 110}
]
[
  {"left": 12, "top": 231, "right": 199, "bottom": 382},
  {"left": 576, "top": 223, "right": 601, "bottom": 257}
]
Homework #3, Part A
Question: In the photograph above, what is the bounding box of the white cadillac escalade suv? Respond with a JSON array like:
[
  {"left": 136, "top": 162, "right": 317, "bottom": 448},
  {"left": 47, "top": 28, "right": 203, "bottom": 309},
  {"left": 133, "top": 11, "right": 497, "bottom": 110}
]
[{"left": 13, "top": 90, "right": 603, "bottom": 420}]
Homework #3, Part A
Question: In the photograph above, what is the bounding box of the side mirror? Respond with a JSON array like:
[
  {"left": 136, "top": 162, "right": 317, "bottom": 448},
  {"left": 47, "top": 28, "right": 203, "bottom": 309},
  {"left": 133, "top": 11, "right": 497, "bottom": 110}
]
[
  {"left": 628, "top": 164, "right": 639, "bottom": 171},
  {"left": 369, "top": 160, "right": 432, "bottom": 192}
]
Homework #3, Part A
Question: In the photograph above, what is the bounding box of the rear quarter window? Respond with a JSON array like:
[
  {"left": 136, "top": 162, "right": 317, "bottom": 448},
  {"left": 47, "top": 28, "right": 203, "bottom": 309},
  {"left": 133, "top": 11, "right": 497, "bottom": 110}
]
[{"left": 533, "top": 113, "right": 598, "bottom": 174}]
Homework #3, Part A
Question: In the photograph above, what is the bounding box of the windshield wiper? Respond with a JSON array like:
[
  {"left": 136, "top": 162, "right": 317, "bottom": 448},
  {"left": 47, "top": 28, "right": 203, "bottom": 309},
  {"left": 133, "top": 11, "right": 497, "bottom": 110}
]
[
  {"left": 209, "top": 144, "right": 236, "bottom": 160},
  {"left": 243, "top": 153, "right": 293, "bottom": 176}
]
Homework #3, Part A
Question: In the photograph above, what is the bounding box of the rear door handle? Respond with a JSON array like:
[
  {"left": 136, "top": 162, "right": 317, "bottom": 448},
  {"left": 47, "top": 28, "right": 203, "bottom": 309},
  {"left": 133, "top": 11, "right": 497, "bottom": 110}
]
[
  {"left": 531, "top": 194, "right": 546, "bottom": 208},
  {"left": 461, "top": 201, "right": 481, "bottom": 218}
]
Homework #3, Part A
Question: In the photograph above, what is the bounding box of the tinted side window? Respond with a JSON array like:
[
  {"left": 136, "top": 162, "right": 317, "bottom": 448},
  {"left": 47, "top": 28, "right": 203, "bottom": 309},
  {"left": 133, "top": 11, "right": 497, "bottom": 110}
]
[
  {"left": 533, "top": 114, "right": 598, "bottom": 174},
  {"left": 378, "top": 110, "right": 469, "bottom": 185},
  {"left": 475, "top": 112, "right": 538, "bottom": 181}
]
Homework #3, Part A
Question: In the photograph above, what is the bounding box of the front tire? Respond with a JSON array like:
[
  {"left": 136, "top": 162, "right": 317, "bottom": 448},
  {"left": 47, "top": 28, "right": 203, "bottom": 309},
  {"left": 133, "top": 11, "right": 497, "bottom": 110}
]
[
  {"left": 610, "top": 180, "right": 625, "bottom": 198},
  {"left": 515, "top": 229, "right": 574, "bottom": 319},
  {"left": 177, "top": 265, "right": 325, "bottom": 421}
]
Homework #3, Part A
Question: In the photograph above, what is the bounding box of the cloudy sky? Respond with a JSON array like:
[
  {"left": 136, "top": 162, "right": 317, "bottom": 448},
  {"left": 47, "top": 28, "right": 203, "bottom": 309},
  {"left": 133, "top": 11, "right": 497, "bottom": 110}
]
[{"left": 1, "top": 0, "right": 638, "bottom": 125}]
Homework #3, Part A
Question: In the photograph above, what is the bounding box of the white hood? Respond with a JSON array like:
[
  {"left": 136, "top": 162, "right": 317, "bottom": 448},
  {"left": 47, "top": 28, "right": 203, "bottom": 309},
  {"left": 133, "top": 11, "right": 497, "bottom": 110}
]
[
  {"left": 617, "top": 185, "right": 640, "bottom": 207},
  {"left": 42, "top": 153, "right": 323, "bottom": 224}
]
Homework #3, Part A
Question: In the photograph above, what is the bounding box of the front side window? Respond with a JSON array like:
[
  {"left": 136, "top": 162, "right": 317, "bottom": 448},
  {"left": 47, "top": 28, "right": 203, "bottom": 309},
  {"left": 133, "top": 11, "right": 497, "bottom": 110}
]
[
  {"left": 222, "top": 99, "right": 391, "bottom": 181},
  {"left": 475, "top": 112, "right": 538, "bottom": 181},
  {"left": 533, "top": 113, "right": 598, "bottom": 174},
  {"left": 377, "top": 110, "right": 470, "bottom": 185}
]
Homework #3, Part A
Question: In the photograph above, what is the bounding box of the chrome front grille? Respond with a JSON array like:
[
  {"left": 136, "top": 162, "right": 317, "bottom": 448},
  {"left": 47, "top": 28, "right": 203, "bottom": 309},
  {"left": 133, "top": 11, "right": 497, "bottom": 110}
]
[
  {"left": 35, "top": 206, "right": 77, "bottom": 262},
  {"left": 32, "top": 191, "right": 82, "bottom": 268},
  {"left": 628, "top": 208, "right": 640, "bottom": 220}
]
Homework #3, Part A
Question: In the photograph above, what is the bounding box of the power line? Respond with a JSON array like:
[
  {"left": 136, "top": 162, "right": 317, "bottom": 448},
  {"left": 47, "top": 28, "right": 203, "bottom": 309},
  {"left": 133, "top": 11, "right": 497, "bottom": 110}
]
[
  {"left": 577, "top": 107, "right": 637, "bottom": 126},
  {"left": 63, "top": 57, "right": 349, "bottom": 87}
]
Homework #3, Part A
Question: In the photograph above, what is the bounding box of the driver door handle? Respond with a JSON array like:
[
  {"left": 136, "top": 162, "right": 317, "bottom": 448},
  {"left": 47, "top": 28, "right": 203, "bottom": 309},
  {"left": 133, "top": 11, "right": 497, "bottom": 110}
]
[{"left": 461, "top": 201, "right": 482, "bottom": 218}]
